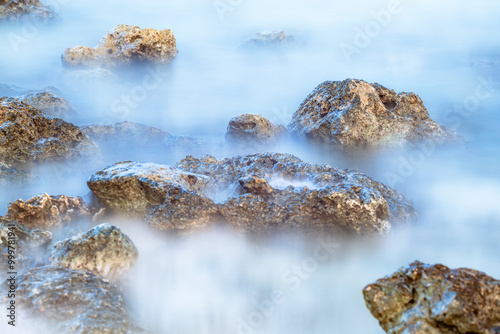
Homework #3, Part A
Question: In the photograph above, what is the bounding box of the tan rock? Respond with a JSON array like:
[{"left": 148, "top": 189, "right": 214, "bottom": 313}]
[{"left": 225, "top": 114, "right": 288, "bottom": 146}]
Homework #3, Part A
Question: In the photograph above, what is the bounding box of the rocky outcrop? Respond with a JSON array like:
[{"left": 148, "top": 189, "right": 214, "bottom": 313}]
[
  {"left": 62, "top": 24, "right": 178, "bottom": 68},
  {"left": 225, "top": 114, "right": 288, "bottom": 146},
  {"left": 363, "top": 261, "right": 500, "bottom": 334},
  {"left": 15, "top": 266, "right": 137, "bottom": 333},
  {"left": 242, "top": 30, "right": 295, "bottom": 48},
  {"left": 6, "top": 194, "right": 94, "bottom": 229},
  {"left": 88, "top": 153, "right": 416, "bottom": 235},
  {"left": 0, "top": 0, "right": 58, "bottom": 22},
  {"left": 49, "top": 224, "right": 138, "bottom": 281},
  {"left": 0, "top": 97, "right": 98, "bottom": 168},
  {"left": 289, "top": 79, "right": 463, "bottom": 152}
]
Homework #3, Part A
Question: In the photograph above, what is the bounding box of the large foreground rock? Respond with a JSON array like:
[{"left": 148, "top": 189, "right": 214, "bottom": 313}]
[
  {"left": 49, "top": 224, "right": 138, "bottom": 281},
  {"left": 363, "top": 261, "right": 500, "bottom": 334},
  {"left": 88, "top": 153, "right": 416, "bottom": 235},
  {"left": 0, "top": 97, "right": 98, "bottom": 168},
  {"left": 0, "top": 0, "right": 58, "bottom": 22},
  {"left": 289, "top": 79, "right": 463, "bottom": 152},
  {"left": 225, "top": 114, "right": 288, "bottom": 146},
  {"left": 15, "top": 266, "right": 137, "bottom": 333},
  {"left": 62, "top": 24, "right": 178, "bottom": 68},
  {"left": 6, "top": 194, "right": 94, "bottom": 229}
]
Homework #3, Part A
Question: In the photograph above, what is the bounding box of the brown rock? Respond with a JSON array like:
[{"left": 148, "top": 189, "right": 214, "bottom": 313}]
[
  {"left": 18, "top": 91, "right": 78, "bottom": 120},
  {"left": 363, "top": 261, "right": 500, "bottom": 334},
  {"left": 0, "top": 0, "right": 58, "bottom": 22},
  {"left": 225, "top": 114, "right": 288, "bottom": 146},
  {"left": 62, "top": 24, "right": 178, "bottom": 68},
  {"left": 289, "top": 79, "right": 463, "bottom": 152}
]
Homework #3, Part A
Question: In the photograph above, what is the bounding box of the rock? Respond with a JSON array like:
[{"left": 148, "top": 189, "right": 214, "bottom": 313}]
[
  {"left": 363, "top": 261, "right": 500, "bottom": 334},
  {"left": 163, "top": 135, "right": 226, "bottom": 160},
  {"left": 242, "top": 30, "right": 295, "bottom": 48},
  {"left": 289, "top": 79, "right": 463, "bottom": 152},
  {"left": 225, "top": 114, "right": 288, "bottom": 146},
  {"left": 0, "top": 97, "right": 99, "bottom": 168},
  {"left": 0, "top": 0, "right": 58, "bottom": 22},
  {"left": 62, "top": 24, "right": 178, "bottom": 69},
  {"left": 6, "top": 194, "right": 94, "bottom": 229},
  {"left": 15, "top": 265, "right": 138, "bottom": 333},
  {"left": 0, "top": 162, "right": 33, "bottom": 184},
  {"left": 49, "top": 223, "right": 138, "bottom": 281},
  {"left": 88, "top": 153, "right": 416, "bottom": 235},
  {"left": 18, "top": 91, "right": 78, "bottom": 120}
]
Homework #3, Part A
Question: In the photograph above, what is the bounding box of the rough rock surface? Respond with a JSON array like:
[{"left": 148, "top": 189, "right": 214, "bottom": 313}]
[
  {"left": 82, "top": 121, "right": 169, "bottom": 147},
  {"left": 225, "top": 114, "right": 288, "bottom": 146},
  {"left": 49, "top": 223, "right": 138, "bottom": 280},
  {"left": 15, "top": 266, "right": 137, "bottom": 333},
  {"left": 6, "top": 194, "right": 93, "bottom": 229},
  {"left": 363, "top": 261, "right": 500, "bottom": 334},
  {"left": 289, "top": 79, "right": 463, "bottom": 152},
  {"left": 0, "top": 97, "right": 98, "bottom": 167},
  {"left": 0, "top": 0, "right": 58, "bottom": 22},
  {"left": 62, "top": 24, "right": 178, "bottom": 68},
  {"left": 243, "top": 30, "right": 295, "bottom": 47},
  {"left": 89, "top": 153, "right": 416, "bottom": 235},
  {"left": 18, "top": 91, "right": 78, "bottom": 120}
]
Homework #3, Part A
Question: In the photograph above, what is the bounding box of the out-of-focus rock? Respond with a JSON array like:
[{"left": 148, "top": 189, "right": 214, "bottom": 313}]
[
  {"left": 163, "top": 135, "right": 226, "bottom": 160},
  {"left": 49, "top": 223, "right": 138, "bottom": 281},
  {"left": 16, "top": 266, "right": 138, "bottom": 333},
  {"left": 0, "top": 97, "right": 99, "bottom": 168},
  {"left": 0, "top": 0, "right": 58, "bottom": 22},
  {"left": 6, "top": 194, "right": 93, "bottom": 229},
  {"left": 225, "top": 114, "right": 288, "bottom": 146},
  {"left": 289, "top": 79, "right": 463, "bottom": 152},
  {"left": 363, "top": 261, "right": 500, "bottom": 334},
  {"left": 0, "top": 162, "right": 32, "bottom": 184},
  {"left": 62, "top": 24, "right": 178, "bottom": 69},
  {"left": 62, "top": 68, "right": 119, "bottom": 83},
  {"left": 18, "top": 91, "right": 78, "bottom": 120},
  {"left": 242, "top": 30, "right": 295, "bottom": 48}
]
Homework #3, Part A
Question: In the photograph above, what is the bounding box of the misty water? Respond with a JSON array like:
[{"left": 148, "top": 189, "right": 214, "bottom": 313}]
[{"left": 1, "top": 0, "right": 500, "bottom": 333}]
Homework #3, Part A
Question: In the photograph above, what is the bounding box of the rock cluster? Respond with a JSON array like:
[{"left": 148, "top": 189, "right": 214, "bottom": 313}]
[
  {"left": 62, "top": 24, "right": 178, "bottom": 68},
  {"left": 363, "top": 261, "right": 500, "bottom": 334},
  {"left": 88, "top": 153, "right": 417, "bottom": 235},
  {"left": 289, "top": 79, "right": 463, "bottom": 152}
]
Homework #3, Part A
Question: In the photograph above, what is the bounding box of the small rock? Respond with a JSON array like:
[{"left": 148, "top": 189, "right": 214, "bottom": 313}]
[
  {"left": 363, "top": 261, "right": 500, "bottom": 334},
  {"left": 0, "top": 0, "right": 58, "bottom": 22},
  {"left": 49, "top": 223, "right": 138, "bottom": 281},
  {"left": 15, "top": 266, "right": 138, "bottom": 333},
  {"left": 225, "top": 114, "right": 288, "bottom": 146},
  {"left": 289, "top": 79, "right": 463, "bottom": 152},
  {"left": 62, "top": 24, "right": 178, "bottom": 69},
  {"left": 6, "top": 194, "right": 94, "bottom": 229},
  {"left": 242, "top": 30, "right": 295, "bottom": 48}
]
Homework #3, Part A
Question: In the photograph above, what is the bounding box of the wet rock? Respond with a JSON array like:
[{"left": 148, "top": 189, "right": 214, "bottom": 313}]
[
  {"left": 49, "top": 223, "right": 138, "bottom": 281},
  {"left": 0, "top": 162, "right": 33, "bottom": 184},
  {"left": 0, "top": 97, "right": 99, "bottom": 168},
  {"left": 242, "top": 30, "right": 295, "bottom": 48},
  {"left": 15, "top": 265, "right": 137, "bottom": 333},
  {"left": 0, "top": 0, "right": 58, "bottom": 22},
  {"left": 363, "top": 261, "right": 500, "bottom": 334},
  {"left": 62, "top": 24, "right": 178, "bottom": 69},
  {"left": 225, "top": 114, "right": 288, "bottom": 146},
  {"left": 6, "top": 194, "right": 93, "bottom": 229},
  {"left": 18, "top": 91, "right": 78, "bottom": 120},
  {"left": 289, "top": 79, "right": 463, "bottom": 152}
]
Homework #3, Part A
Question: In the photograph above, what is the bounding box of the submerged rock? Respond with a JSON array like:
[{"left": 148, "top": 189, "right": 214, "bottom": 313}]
[
  {"left": 18, "top": 91, "right": 78, "bottom": 120},
  {"left": 0, "top": 97, "right": 99, "bottom": 168},
  {"left": 49, "top": 223, "right": 138, "bottom": 281},
  {"left": 62, "top": 24, "right": 178, "bottom": 69},
  {"left": 225, "top": 114, "right": 288, "bottom": 146},
  {"left": 6, "top": 194, "right": 94, "bottom": 229},
  {"left": 242, "top": 30, "right": 295, "bottom": 48},
  {"left": 15, "top": 266, "right": 137, "bottom": 333},
  {"left": 89, "top": 153, "right": 416, "bottom": 235},
  {"left": 0, "top": 0, "right": 58, "bottom": 22},
  {"left": 363, "top": 261, "right": 500, "bottom": 334},
  {"left": 163, "top": 135, "right": 226, "bottom": 160},
  {"left": 289, "top": 79, "right": 463, "bottom": 152}
]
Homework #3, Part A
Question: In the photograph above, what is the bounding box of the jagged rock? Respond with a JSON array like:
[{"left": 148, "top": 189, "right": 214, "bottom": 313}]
[
  {"left": 225, "top": 114, "right": 288, "bottom": 146},
  {"left": 82, "top": 121, "right": 169, "bottom": 148},
  {"left": 0, "top": 162, "right": 32, "bottom": 184},
  {"left": 18, "top": 91, "right": 78, "bottom": 120},
  {"left": 242, "top": 30, "right": 295, "bottom": 48},
  {"left": 6, "top": 194, "right": 93, "bottom": 229},
  {"left": 363, "top": 261, "right": 500, "bottom": 334},
  {"left": 0, "top": 97, "right": 99, "bottom": 168},
  {"left": 62, "top": 24, "right": 178, "bottom": 69},
  {"left": 289, "top": 79, "right": 463, "bottom": 152},
  {"left": 49, "top": 224, "right": 138, "bottom": 281},
  {"left": 0, "top": 0, "right": 58, "bottom": 22},
  {"left": 15, "top": 266, "right": 138, "bottom": 333},
  {"left": 88, "top": 153, "right": 416, "bottom": 235}
]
